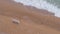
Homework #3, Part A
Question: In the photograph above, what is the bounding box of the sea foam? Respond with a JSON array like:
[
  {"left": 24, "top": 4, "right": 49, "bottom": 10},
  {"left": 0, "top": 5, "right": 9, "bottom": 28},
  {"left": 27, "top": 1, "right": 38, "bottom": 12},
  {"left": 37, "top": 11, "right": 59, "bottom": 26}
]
[{"left": 14, "top": 0, "right": 60, "bottom": 17}]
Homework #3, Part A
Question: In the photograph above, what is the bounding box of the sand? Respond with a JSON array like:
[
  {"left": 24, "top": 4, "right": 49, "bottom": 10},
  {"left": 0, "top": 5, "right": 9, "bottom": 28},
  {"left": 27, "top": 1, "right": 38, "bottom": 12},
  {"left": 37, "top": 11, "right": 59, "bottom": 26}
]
[{"left": 0, "top": 0, "right": 60, "bottom": 34}]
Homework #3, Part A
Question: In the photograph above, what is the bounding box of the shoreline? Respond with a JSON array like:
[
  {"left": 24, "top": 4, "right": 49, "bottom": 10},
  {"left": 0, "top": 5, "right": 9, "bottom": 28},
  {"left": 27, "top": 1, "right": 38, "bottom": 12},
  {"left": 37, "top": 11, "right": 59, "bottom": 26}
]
[{"left": 14, "top": 0, "right": 60, "bottom": 17}]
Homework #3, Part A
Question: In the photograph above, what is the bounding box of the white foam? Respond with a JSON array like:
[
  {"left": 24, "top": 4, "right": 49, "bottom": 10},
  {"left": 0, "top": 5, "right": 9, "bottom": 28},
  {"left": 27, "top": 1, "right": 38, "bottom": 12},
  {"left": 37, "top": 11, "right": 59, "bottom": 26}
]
[{"left": 14, "top": 0, "right": 60, "bottom": 17}]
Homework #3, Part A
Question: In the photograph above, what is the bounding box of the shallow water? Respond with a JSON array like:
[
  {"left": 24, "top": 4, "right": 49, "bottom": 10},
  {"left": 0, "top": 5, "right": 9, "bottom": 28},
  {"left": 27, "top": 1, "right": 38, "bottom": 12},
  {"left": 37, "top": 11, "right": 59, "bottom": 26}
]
[{"left": 14, "top": 0, "right": 60, "bottom": 17}]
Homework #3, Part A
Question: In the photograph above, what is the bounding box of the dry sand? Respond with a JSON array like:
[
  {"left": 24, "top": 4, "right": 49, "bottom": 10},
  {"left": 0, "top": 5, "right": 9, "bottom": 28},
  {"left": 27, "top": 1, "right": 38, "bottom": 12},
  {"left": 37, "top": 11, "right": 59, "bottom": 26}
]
[{"left": 0, "top": 0, "right": 60, "bottom": 34}]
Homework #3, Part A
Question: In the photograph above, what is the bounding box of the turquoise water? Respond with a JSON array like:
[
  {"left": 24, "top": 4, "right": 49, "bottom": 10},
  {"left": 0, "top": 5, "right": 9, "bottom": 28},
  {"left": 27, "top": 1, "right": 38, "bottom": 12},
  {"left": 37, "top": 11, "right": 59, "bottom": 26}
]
[
  {"left": 46, "top": 0, "right": 60, "bottom": 8},
  {"left": 14, "top": 0, "right": 60, "bottom": 17}
]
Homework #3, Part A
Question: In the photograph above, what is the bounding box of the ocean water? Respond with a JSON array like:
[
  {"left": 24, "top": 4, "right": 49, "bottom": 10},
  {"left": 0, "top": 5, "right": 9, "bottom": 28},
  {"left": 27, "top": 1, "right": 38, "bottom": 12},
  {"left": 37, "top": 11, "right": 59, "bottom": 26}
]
[{"left": 14, "top": 0, "right": 60, "bottom": 17}]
